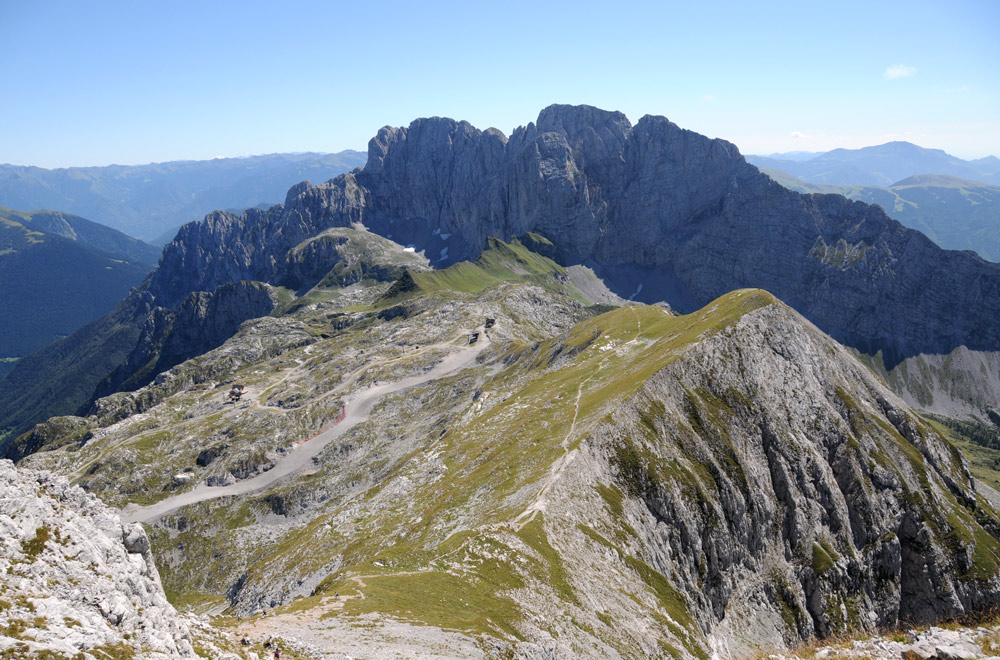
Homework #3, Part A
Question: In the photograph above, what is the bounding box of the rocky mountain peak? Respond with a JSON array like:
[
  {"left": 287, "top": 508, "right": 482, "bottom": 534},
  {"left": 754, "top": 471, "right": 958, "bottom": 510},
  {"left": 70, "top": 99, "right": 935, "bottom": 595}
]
[{"left": 534, "top": 103, "right": 632, "bottom": 154}]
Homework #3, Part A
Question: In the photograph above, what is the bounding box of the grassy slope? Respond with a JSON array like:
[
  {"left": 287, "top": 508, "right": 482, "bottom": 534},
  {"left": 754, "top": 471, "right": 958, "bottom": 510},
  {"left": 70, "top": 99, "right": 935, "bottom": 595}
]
[
  {"left": 0, "top": 205, "right": 160, "bottom": 264},
  {"left": 42, "top": 242, "right": 766, "bottom": 652},
  {"left": 297, "top": 285, "right": 998, "bottom": 646},
  {"left": 322, "top": 291, "right": 772, "bottom": 643},
  {"left": 384, "top": 233, "right": 573, "bottom": 299},
  {"left": 174, "top": 287, "right": 770, "bottom": 645}
]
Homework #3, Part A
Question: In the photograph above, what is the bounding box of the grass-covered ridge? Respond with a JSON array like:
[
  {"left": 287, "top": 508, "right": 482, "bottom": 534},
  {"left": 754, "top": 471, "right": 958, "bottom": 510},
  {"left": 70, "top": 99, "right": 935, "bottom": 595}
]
[
  {"left": 292, "top": 290, "right": 778, "bottom": 639},
  {"left": 384, "top": 234, "right": 570, "bottom": 299}
]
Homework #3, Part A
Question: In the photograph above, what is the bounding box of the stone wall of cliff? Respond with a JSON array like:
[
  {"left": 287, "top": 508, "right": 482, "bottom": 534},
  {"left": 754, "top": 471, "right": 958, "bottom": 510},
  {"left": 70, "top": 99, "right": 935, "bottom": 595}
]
[{"left": 149, "top": 104, "right": 1000, "bottom": 366}]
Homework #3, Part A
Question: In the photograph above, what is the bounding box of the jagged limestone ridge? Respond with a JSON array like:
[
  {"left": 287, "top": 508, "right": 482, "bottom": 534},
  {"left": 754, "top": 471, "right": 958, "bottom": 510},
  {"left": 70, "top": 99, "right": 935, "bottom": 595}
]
[
  {"left": 7, "top": 104, "right": 1000, "bottom": 453},
  {"left": 149, "top": 104, "right": 1000, "bottom": 366}
]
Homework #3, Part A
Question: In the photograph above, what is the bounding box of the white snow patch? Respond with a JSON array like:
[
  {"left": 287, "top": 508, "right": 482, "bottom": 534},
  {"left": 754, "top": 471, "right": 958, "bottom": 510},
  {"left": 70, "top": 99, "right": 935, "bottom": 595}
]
[
  {"left": 628, "top": 283, "right": 644, "bottom": 301},
  {"left": 404, "top": 246, "right": 416, "bottom": 253},
  {"left": 439, "top": 247, "right": 449, "bottom": 261},
  {"left": 440, "top": 233, "right": 451, "bottom": 240}
]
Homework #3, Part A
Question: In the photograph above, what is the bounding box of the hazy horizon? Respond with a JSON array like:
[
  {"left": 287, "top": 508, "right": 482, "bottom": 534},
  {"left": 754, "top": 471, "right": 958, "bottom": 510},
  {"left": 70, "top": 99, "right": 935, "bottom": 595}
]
[{"left": 1, "top": 135, "right": 997, "bottom": 172}]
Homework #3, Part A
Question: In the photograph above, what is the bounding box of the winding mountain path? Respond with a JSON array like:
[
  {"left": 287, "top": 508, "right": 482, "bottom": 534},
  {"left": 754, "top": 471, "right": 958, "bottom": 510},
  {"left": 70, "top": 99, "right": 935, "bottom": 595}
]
[{"left": 123, "top": 331, "right": 488, "bottom": 524}]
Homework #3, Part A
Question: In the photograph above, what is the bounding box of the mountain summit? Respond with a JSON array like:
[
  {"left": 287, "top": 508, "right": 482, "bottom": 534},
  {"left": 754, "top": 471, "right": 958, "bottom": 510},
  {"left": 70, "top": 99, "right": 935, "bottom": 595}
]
[
  {"left": 153, "top": 105, "right": 1000, "bottom": 364},
  {"left": 4, "top": 106, "right": 1000, "bottom": 657}
]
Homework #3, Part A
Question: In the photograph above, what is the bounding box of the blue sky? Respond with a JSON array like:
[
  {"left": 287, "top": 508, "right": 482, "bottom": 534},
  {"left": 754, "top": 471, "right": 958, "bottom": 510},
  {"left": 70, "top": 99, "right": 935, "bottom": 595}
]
[{"left": 1, "top": 0, "right": 998, "bottom": 168}]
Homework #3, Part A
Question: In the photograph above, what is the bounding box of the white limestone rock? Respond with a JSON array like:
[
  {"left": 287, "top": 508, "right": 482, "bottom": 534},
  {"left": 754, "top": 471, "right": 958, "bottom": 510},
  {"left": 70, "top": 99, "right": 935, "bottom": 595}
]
[{"left": 0, "top": 459, "right": 194, "bottom": 658}]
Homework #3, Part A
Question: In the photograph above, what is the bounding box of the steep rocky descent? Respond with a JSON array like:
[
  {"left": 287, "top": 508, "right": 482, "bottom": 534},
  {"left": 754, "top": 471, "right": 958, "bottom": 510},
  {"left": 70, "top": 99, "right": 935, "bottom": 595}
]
[
  {"left": 19, "top": 259, "right": 1000, "bottom": 658},
  {"left": 149, "top": 104, "right": 1000, "bottom": 367},
  {"left": 0, "top": 459, "right": 194, "bottom": 658}
]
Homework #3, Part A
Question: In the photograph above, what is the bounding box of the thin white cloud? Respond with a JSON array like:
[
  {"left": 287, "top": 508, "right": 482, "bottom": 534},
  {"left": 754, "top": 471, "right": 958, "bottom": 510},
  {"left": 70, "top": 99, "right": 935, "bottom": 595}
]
[
  {"left": 789, "top": 131, "right": 806, "bottom": 139},
  {"left": 701, "top": 94, "right": 715, "bottom": 102},
  {"left": 884, "top": 64, "right": 917, "bottom": 79}
]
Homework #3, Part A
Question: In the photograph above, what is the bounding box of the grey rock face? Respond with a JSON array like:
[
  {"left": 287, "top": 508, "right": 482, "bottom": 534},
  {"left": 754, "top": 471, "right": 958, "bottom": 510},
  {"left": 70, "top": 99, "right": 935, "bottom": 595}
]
[
  {"left": 858, "top": 346, "right": 1000, "bottom": 422},
  {"left": 0, "top": 459, "right": 194, "bottom": 657},
  {"left": 150, "top": 178, "right": 367, "bottom": 309},
  {"left": 4, "top": 415, "right": 93, "bottom": 463},
  {"left": 151, "top": 104, "right": 1000, "bottom": 366},
  {"left": 93, "top": 280, "right": 279, "bottom": 400},
  {"left": 579, "top": 299, "right": 1000, "bottom": 654}
]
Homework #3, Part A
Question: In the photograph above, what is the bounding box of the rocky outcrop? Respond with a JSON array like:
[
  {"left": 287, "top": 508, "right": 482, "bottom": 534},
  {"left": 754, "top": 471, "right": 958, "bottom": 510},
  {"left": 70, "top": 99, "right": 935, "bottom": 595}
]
[
  {"left": 4, "top": 416, "right": 94, "bottom": 463},
  {"left": 94, "top": 280, "right": 279, "bottom": 398},
  {"left": 88, "top": 313, "right": 320, "bottom": 428},
  {"left": 573, "top": 297, "right": 1000, "bottom": 654},
  {"left": 280, "top": 229, "right": 423, "bottom": 292},
  {"left": 149, "top": 180, "right": 366, "bottom": 308},
  {"left": 0, "top": 459, "right": 194, "bottom": 658},
  {"left": 150, "top": 104, "right": 1000, "bottom": 367}
]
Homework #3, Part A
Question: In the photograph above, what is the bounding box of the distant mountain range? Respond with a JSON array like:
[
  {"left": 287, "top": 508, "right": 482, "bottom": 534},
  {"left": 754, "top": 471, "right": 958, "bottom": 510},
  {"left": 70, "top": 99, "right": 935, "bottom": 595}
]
[
  {"left": 0, "top": 205, "right": 156, "bottom": 360},
  {"left": 748, "top": 142, "right": 1000, "bottom": 187},
  {"left": 758, "top": 150, "right": 823, "bottom": 162},
  {"left": 761, "top": 170, "right": 1000, "bottom": 262},
  {"left": 0, "top": 151, "right": 367, "bottom": 242}
]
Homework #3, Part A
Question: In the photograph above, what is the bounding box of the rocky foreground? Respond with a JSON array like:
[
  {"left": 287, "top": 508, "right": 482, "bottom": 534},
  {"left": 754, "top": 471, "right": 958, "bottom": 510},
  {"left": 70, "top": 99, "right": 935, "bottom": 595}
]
[
  {"left": 0, "top": 459, "right": 240, "bottom": 659},
  {"left": 778, "top": 624, "right": 1000, "bottom": 660}
]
